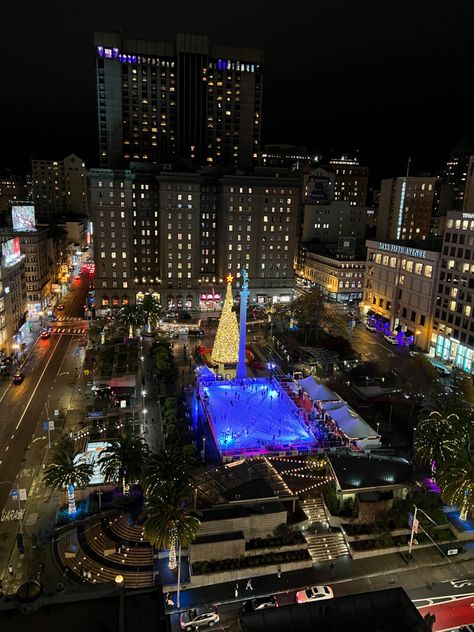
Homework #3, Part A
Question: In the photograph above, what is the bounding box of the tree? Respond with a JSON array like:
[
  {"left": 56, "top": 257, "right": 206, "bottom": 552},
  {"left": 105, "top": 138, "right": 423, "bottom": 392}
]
[
  {"left": 143, "top": 482, "right": 201, "bottom": 575},
  {"left": 43, "top": 437, "right": 94, "bottom": 515},
  {"left": 118, "top": 303, "right": 144, "bottom": 338},
  {"left": 139, "top": 293, "right": 161, "bottom": 332},
  {"left": 143, "top": 447, "right": 196, "bottom": 500},
  {"left": 98, "top": 430, "right": 149, "bottom": 494},
  {"left": 292, "top": 289, "right": 327, "bottom": 344},
  {"left": 211, "top": 274, "right": 239, "bottom": 365},
  {"left": 437, "top": 452, "right": 474, "bottom": 520},
  {"left": 413, "top": 410, "right": 464, "bottom": 473},
  {"left": 89, "top": 316, "right": 116, "bottom": 345}
]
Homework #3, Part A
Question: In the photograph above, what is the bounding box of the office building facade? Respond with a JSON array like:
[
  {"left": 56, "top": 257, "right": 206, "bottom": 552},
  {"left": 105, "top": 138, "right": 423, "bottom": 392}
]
[
  {"left": 362, "top": 239, "right": 441, "bottom": 351},
  {"left": 89, "top": 167, "right": 299, "bottom": 312},
  {"left": 94, "top": 31, "right": 263, "bottom": 170},
  {"left": 327, "top": 156, "right": 368, "bottom": 207},
  {"left": 0, "top": 243, "right": 27, "bottom": 356},
  {"left": 32, "top": 154, "right": 88, "bottom": 217},
  {"left": 432, "top": 211, "right": 474, "bottom": 372}
]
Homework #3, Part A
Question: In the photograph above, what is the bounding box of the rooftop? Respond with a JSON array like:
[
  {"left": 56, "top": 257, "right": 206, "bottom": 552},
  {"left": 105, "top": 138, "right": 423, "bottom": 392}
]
[
  {"left": 200, "top": 502, "right": 286, "bottom": 523},
  {"left": 328, "top": 453, "right": 412, "bottom": 492}
]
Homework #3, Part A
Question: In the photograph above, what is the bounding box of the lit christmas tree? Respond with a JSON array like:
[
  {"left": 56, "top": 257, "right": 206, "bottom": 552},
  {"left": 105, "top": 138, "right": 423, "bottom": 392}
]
[{"left": 212, "top": 274, "right": 240, "bottom": 365}]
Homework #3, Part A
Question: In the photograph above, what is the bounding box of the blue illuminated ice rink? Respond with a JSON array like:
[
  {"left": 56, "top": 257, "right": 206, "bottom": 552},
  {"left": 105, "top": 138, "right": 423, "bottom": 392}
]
[{"left": 200, "top": 378, "right": 315, "bottom": 458}]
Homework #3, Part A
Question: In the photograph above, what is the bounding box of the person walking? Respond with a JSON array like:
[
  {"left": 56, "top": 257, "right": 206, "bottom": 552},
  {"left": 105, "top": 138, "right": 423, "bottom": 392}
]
[
  {"left": 234, "top": 581, "right": 239, "bottom": 598},
  {"left": 245, "top": 578, "right": 253, "bottom": 591},
  {"left": 277, "top": 565, "right": 281, "bottom": 579},
  {"left": 8, "top": 565, "right": 13, "bottom": 577}
]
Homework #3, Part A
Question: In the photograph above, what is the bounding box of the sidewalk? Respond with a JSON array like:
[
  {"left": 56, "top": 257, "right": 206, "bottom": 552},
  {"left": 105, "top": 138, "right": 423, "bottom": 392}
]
[{"left": 0, "top": 319, "right": 42, "bottom": 399}]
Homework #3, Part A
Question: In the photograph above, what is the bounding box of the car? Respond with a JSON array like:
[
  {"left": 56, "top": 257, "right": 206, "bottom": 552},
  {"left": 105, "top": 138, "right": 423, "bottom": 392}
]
[
  {"left": 365, "top": 323, "right": 377, "bottom": 332},
  {"left": 40, "top": 330, "right": 51, "bottom": 339},
  {"left": 92, "top": 383, "right": 111, "bottom": 393},
  {"left": 56, "top": 304, "right": 65, "bottom": 311},
  {"left": 179, "top": 606, "right": 220, "bottom": 631},
  {"left": 12, "top": 372, "right": 25, "bottom": 385},
  {"left": 384, "top": 334, "right": 399, "bottom": 345},
  {"left": 75, "top": 274, "right": 81, "bottom": 280},
  {"left": 241, "top": 596, "right": 278, "bottom": 613},
  {"left": 296, "top": 585, "right": 334, "bottom": 604},
  {"left": 188, "top": 329, "right": 204, "bottom": 337}
]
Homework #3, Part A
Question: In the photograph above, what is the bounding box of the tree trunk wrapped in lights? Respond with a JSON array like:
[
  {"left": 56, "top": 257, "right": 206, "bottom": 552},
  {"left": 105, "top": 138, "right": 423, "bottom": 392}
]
[{"left": 211, "top": 274, "right": 240, "bottom": 365}]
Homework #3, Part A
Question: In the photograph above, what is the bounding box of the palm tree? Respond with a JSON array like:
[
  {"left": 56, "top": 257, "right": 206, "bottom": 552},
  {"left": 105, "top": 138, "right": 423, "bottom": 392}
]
[
  {"left": 117, "top": 303, "right": 144, "bottom": 338},
  {"left": 43, "top": 437, "right": 94, "bottom": 515},
  {"left": 413, "top": 410, "right": 464, "bottom": 474},
  {"left": 437, "top": 452, "right": 474, "bottom": 520},
  {"left": 143, "top": 483, "right": 200, "bottom": 606},
  {"left": 98, "top": 430, "right": 149, "bottom": 494},
  {"left": 89, "top": 316, "right": 115, "bottom": 345},
  {"left": 139, "top": 293, "right": 162, "bottom": 333},
  {"left": 143, "top": 447, "right": 195, "bottom": 499}
]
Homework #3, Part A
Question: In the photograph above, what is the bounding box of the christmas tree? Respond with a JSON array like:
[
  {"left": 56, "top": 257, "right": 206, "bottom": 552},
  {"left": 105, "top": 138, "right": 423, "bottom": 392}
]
[{"left": 212, "top": 274, "right": 240, "bottom": 364}]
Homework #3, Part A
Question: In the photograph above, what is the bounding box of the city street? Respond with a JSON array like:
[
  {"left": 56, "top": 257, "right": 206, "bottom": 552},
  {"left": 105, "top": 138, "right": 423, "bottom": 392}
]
[
  {"left": 169, "top": 556, "right": 474, "bottom": 631},
  {"left": 0, "top": 277, "right": 89, "bottom": 577}
]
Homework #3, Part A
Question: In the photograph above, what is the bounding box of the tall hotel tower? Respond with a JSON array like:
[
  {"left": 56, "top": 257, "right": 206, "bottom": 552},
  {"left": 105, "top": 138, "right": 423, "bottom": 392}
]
[{"left": 94, "top": 31, "right": 263, "bottom": 169}]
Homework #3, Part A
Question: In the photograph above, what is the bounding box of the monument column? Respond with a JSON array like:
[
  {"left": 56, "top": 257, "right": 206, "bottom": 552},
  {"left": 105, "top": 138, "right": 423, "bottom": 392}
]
[{"left": 236, "top": 269, "right": 249, "bottom": 379}]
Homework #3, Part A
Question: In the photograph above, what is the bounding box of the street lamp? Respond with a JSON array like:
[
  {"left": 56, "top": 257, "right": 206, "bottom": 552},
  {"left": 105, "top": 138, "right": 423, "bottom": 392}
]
[
  {"left": 115, "top": 575, "right": 125, "bottom": 632},
  {"left": 415, "top": 329, "right": 421, "bottom": 348}
]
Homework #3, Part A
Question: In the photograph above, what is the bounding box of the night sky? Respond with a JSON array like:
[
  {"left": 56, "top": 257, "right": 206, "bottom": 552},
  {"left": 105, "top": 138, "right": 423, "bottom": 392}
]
[{"left": 2, "top": 1, "right": 473, "bottom": 184}]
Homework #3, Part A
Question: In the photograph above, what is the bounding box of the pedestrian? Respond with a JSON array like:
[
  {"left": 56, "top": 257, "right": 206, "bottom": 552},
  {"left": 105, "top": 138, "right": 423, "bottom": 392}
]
[
  {"left": 165, "top": 592, "right": 174, "bottom": 606},
  {"left": 8, "top": 565, "right": 13, "bottom": 577},
  {"left": 330, "top": 560, "right": 335, "bottom": 571},
  {"left": 39, "top": 560, "right": 45, "bottom": 572},
  {"left": 87, "top": 571, "right": 92, "bottom": 580},
  {"left": 245, "top": 578, "right": 253, "bottom": 591},
  {"left": 277, "top": 565, "right": 281, "bottom": 578},
  {"left": 234, "top": 581, "right": 239, "bottom": 598}
]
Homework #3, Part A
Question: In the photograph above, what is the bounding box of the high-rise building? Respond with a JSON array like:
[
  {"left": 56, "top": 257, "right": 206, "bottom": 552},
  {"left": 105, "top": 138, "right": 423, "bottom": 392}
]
[
  {"left": 376, "top": 176, "right": 453, "bottom": 242},
  {"left": 326, "top": 156, "right": 368, "bottom": 207},
  {"left": 94, "top": 32, "right": 263, "bottom": 170},
  {"left": 441, "top": 140, "right": 474, "bottom": 210},
  {"left": 463, "top": 155, "right": 474, "bottom": 213},
  {"left": 432, "top": 210, "right": 474, "bottom": 371},
  {"left": 32, "top": 154, "right": 88, "bottom": 217},
  {"left": 0, "top": 242, "right": 27, "bottom": 356},
  {"left": 89, "top": 166, "right": 299, "bottom": 313},
  {"left": 0, "top": 174, "right": 30, "bottom": 213}
]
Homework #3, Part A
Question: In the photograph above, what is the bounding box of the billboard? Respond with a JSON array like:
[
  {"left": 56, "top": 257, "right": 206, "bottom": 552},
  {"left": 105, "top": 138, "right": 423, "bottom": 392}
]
[
  {"left": 1, "top": 237, "right": 21, "bottom": 265},
  {"left": 12, "top": 205, "right": 36, "bottom": 231}
]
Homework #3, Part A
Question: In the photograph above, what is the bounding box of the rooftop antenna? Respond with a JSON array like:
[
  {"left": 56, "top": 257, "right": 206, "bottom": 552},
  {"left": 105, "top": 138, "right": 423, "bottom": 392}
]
[{"left": 406, "top": 156, "right": 411, "bottom": 178}]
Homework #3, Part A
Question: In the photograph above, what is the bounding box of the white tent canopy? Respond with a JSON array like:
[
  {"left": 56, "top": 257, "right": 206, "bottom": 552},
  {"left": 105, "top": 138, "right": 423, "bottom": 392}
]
[
  {"left": 325, "top": 404, "right": 377, "bottom": 440},
  {"left": 297, "top": 376, "right": 339, "bottom": 402}
]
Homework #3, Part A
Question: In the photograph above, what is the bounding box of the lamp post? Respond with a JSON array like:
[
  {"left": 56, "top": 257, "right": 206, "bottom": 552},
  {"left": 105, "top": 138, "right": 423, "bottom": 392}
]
[
  {"left": 115, "top": 575, "right": 125, "bottom": 632},
  {"left": 415, "top": 329, "right": 421, "bottom": 348}
]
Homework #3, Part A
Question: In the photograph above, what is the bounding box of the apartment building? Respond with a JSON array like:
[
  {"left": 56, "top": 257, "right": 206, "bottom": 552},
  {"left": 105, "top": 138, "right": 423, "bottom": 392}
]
[{"left": 32, "top": 154, "right": 88, "bottom": 217}]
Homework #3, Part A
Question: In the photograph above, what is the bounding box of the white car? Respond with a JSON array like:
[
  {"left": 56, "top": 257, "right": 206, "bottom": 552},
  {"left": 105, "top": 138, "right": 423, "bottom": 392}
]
[
  {"left": 180, "top": 606, "right": 219, "bottom": 631},
  {"left": 384, "top": 334, "right": 398, "bottom": 345},
  {"left": 365, "top": 323, "right": 377, "bottom": 332},
  {"left": 296, "top": 585, "right": 334, "bottom": 604}
]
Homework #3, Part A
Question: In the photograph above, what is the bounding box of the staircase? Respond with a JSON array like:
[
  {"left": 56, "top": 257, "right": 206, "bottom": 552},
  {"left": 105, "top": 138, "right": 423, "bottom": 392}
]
[
  {"left": 305, "top": 532, "right": 350, "bottom": 562},
  {"left": 301, "top": 495, "right": 350, "bottom": 562},
  {"left": 301, "top": 497, "right": 327, "bottom": 523}
]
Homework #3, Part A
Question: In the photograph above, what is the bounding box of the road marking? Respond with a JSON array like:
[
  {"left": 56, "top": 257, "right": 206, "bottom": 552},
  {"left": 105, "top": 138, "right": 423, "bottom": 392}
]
[
  {"left": 5, "top": 446, "right": 9, "bottom": 451},
  {"left": 11, "top": 434, "right": 14, "bottom": 440},
  {"left": 15, "top": 335, "right": 63, "bottom": 431}
]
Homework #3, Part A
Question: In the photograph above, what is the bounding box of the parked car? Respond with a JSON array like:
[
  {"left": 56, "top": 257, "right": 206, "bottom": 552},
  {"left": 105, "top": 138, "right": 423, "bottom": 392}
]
[
  {"left": 242, "top": 596, "right": 278, "bottom": 613},
  {"left": 296, "top": 585, "right": 334, "bottom": 604},
  {"left": 12, "top": 372, "right": 25, "bottom": 385},
  {"left": 384, "top": 334, "right": 399, "bottom": 345},
  {"left": 180, "top": 606, "right": 219, "bottom": 631},
  {"left": 365, "top": 323, "right": 377, "bottom": 332}
]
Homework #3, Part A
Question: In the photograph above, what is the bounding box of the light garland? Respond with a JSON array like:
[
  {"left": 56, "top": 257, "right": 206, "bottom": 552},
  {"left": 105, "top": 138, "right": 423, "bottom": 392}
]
[{"left": 211, "top": 278, "right": 240, "bottom": 364}]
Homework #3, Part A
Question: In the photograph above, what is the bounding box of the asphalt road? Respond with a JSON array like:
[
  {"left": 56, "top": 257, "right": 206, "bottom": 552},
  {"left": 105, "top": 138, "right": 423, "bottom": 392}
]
[{"left": 0, "top": 276, "right": 89, "bottom": 572}]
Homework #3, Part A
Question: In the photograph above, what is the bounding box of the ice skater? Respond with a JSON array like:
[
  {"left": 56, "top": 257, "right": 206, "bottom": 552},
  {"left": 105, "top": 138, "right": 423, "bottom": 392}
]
[{"left": 245, "top": 578, "right": 253, "bottom": 591}]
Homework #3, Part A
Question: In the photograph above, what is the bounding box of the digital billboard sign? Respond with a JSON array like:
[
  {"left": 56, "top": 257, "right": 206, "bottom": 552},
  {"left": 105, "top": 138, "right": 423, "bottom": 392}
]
[
  {"left": 1, "top": 237, "right": 21, "bottom": 265},
  {"left": 12, "top": 205, "right": 36, "bottom": 231}
]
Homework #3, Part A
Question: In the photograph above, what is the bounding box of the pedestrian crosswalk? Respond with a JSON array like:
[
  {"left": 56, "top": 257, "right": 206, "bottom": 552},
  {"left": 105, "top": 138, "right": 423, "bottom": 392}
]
[
  {"left": 50, "top": 327, "right": 87, "bottom": 335},
  {"left": 54, "top": 316, "right": 85, "bottom": 322}
]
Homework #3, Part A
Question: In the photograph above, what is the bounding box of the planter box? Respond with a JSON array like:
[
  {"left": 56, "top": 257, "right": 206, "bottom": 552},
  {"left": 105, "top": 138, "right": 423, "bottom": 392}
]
[
  {"left": 178, "top": 558, "right": 313, "bottom": 589},
  {"left": 244, "top": 543, "right": 307, "bottom": 557}
]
